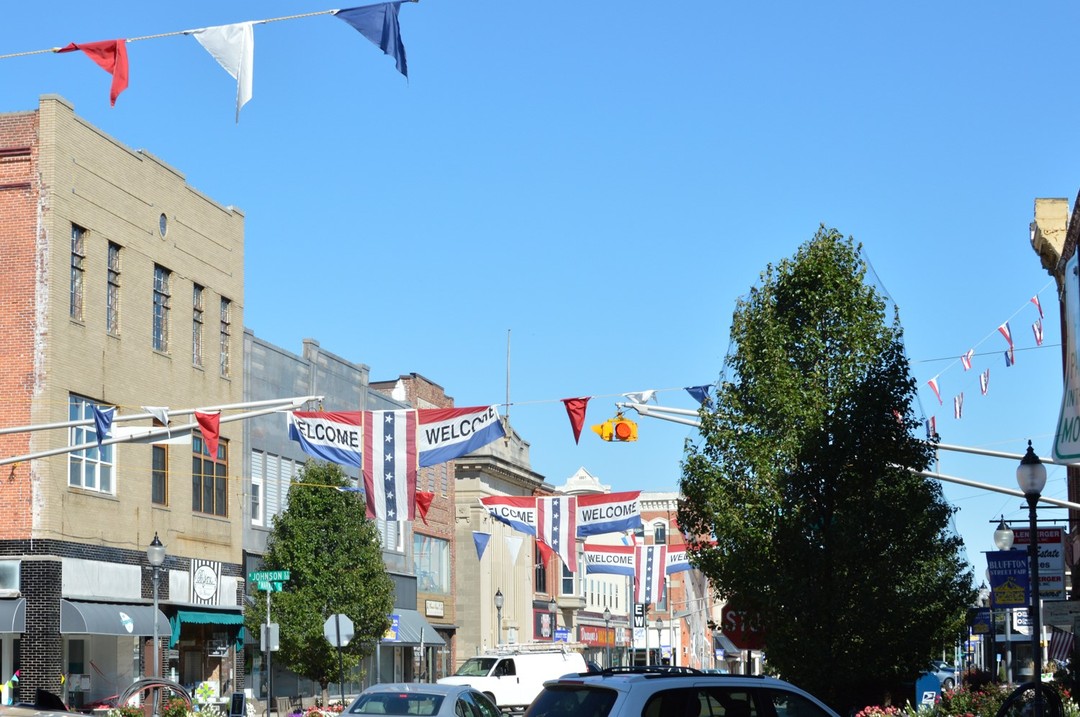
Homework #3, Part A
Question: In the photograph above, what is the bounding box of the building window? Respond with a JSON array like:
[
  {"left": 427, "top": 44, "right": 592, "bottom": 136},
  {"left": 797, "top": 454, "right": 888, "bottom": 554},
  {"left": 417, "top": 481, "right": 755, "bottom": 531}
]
[
  {"left": 153, "top": 265, "right": 171, "bottom": 352},
  {"left": 152, "top": 444, "right": 168, "bottom": 505},
  {"left": 106, "top": 242, "right": 121, "bottom": 334},
  {"left": 378, "top": 519, "right": 404, "bottom": 552},
  {"left": 192, "top": 434, "right": 227, "bottom": 517},
  {"left": 70, "top": 225, "right": 86, "bottom": 320},
  {"left": 561, "top": 562, "right": 575, "bottom": 597},
  {"left": 192, "top": 284, "right": 204, "bottom": 367},
  {"left": 653, "top": 524, "right": 667, "bottom": 545},
  {"left": 251, "top": 477, "right": 262, "bottom": 527},
  {"left": 534, "top": 543, "right": 547, "bottom": 593},
  {"left": 414, "top": 534, "right": 450, "bottom": 594},
  {"left": 219, "top": 298, "right": 232, "bottom": 377},
  {"left": 68, "top": 395, "right": 114, "bottom": 493}
]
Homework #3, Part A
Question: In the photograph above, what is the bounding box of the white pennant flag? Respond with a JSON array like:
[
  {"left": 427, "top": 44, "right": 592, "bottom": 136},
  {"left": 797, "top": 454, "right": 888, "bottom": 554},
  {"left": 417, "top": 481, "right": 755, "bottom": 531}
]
[
  {"left": 190, "top": 22, "right": 254, "bottom": 122},
  {"left": 142, "top": 406, "right": 170, "bottom": 426},
  {"left": 505, "top": 535, "right": 523, "bottom": 565}
]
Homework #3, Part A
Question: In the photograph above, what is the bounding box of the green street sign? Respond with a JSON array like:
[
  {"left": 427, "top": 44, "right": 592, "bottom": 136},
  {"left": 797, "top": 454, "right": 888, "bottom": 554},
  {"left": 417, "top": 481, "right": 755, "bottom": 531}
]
[
  {"left": 255, "top": 580, "right": 285, "bottom": 592},
  {"left": 249, "top": 570, "right": 290, "bottom": 583}
]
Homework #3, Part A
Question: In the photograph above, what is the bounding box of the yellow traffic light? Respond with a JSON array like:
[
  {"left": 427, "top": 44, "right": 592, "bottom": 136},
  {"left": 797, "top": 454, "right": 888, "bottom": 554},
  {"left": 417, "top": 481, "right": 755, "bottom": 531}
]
[
  {"left": 591, "top": 415, "right": 638, "bottom": 442},
  {"left": 613, "top": 417, "right": 637, "bottom": 442},
  {"left": 591, "top": 420, "right": 614, "bottom": 441}
]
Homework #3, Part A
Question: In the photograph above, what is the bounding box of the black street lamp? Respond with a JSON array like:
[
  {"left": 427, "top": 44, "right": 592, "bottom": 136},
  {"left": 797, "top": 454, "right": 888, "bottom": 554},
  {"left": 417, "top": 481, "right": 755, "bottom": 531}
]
[
  {"left": 146, "top": 533, "right": 166, "bottom": 717},
  {"left": 494, "top": 589, "right": 504, "bottom": 646},
  {"left": 603, "top": 606, "right": 612, "bottom": 667},
  {"left": 548, "top": 597, "right": 558, "bottom": 642},
  {"left": 993, "top": 516, "right": 1015, "bottom": 683},
  {"left": 1016, "top": 441, "right": 1047, "bottom": 689}
]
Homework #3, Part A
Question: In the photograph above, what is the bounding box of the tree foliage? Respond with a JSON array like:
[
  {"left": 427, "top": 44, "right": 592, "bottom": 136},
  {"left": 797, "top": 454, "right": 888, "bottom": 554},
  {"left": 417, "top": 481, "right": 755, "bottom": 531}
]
[
  {"left": 245, "top": 461, "right": 394, "bottom": 697},
  {"left": 678, "top": 227, "right": 974, "bottom": 712}
]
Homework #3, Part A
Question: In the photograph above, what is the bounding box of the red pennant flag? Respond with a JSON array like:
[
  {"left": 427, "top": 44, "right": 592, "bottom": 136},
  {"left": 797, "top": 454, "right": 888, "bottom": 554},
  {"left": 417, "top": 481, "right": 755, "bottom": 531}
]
[
  {"left": 960, "top": 349, "right": 974, "bottom": 371},
  {"left": 195, "top": 411, "right": 220, "bottom": 458},
  {"left": 561, "top": 397, "right": 590, "bottom": 444},
  {"left": 1033, "top": 319, "right": 1044, "bottom": 347},
  {"left": 1031, "top": 295, "right": 1044, "bottom": 319},
  {"left": 56, "top": 40, "right": 129, "bottom": 106},
  {"left": 927, "top": 377, "right": 943, "bottom": 405},
  {"left": 415, "top": 490, "right": 434, "bottom": 526}
]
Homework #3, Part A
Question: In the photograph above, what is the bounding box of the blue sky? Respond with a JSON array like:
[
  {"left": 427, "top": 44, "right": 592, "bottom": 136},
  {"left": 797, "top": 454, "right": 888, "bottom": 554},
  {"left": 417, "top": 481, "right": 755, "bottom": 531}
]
[{"left": 4, "top": 2, "right": 1079, "bottom": 586}]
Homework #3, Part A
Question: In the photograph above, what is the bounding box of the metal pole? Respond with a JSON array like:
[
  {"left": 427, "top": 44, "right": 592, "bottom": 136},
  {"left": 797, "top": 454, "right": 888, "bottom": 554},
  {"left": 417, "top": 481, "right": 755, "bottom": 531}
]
[
  {"left": 605, "top": 618, "right": 611, "bottom": 667},
  {"left": 266, "top": 590, "right": 272, "bottom": 717},
  {"left": 1028, "top": 494, "right": 1043, "bottom": 689},
  {"left": 1005, "top": 607, "right": 1013, "bottom": 684},
  {"left": 152, "top": 565, "right": 160, "bottom": 717},
  {"left": 645, "top": 617, "right": 650, "bottom": 666},
  {"left": 335, "top": 614, "right": 346, "bottom": 709}
]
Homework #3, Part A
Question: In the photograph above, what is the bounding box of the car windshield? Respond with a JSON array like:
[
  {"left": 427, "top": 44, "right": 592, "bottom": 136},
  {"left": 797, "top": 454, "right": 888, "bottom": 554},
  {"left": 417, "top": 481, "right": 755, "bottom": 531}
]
[
  {"left": 350, "top": 692, "right": 444, "bottom": 715},
  {"left": 526, "top": 685, "right": 617, "bottom": 717},
  {"left": 455, "top": 657, "right": 498, "bottom": 676}
]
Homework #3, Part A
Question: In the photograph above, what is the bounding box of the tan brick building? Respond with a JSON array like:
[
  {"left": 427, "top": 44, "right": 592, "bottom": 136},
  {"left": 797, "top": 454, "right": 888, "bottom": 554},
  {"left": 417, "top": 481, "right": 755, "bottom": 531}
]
[{"left": 0, "top": 95, "right": 246, "bottom": 706}]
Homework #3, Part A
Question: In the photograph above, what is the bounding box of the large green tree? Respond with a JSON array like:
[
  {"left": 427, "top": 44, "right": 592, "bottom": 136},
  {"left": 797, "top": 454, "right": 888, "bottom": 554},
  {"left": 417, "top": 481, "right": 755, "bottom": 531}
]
[
  {"left": 678, "top": 227, "right": 974, "bottom": 712},
  {"left": 245, "top": 461, "right": 394, "bottom": 703}
]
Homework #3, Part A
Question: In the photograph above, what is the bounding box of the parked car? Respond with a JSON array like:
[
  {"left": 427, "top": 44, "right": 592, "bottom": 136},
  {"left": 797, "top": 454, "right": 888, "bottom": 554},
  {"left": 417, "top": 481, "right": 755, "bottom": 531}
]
[
  {"left": 438, "top": 648, "right": 588, "bottom": 712},
  {"left": 345, "top": 682, "right": 500, "bottom": 717},
  {"left": 926, "top": 660, "right": 957, "bottom": 690},
  {"left": 525, "top": 665, "right": 841, "bottom": 717}
]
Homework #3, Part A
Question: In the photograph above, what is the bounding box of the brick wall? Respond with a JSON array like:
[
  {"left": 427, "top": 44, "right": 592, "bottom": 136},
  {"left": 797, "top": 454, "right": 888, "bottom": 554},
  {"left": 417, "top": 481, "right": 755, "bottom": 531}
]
[{"left": 0, "top": 112, "right": 40, "bottom": 540}]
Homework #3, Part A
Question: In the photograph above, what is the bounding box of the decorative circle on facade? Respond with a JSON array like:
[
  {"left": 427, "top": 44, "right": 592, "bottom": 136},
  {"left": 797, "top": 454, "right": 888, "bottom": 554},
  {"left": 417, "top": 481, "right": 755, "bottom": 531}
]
[{"left": 193, "top": 565, "right": 219, "bottom": 600}]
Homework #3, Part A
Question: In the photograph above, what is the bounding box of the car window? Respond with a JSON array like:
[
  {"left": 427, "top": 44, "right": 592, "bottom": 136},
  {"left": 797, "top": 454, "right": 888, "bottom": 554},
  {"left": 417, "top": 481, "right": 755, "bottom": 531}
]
[
  {"left": 455, "top": 658, "right": 497, "bottom": 677},
  {"left": 526, "top": 685, "right": 618, "bottom": 717},
  {"left": 351, "top": 694, "right": 444, "bottom": 715},
  {"left": 642, "top": 687, "right": 702, "bottom": 717},
  {"left": 465, "top": 691, "right": 501, "bottom": 717},
  {"left": 763, "top": 689, "right": 834, "bottom": 717},
  {"left": 680, "top": 687, "right": 758, "bottom": 717},
  {"left": 495, "top": 659, "right": 516, "bottom": 676}
]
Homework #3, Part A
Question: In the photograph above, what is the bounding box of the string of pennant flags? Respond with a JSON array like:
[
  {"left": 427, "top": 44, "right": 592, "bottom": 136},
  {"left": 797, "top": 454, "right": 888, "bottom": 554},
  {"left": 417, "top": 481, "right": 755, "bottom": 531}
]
[
  {"left": 921, "top": 285, "right": 1055, "bottom": 434},
  {"left": 0, "top": 2, "right": 415, "bottom": 120}
]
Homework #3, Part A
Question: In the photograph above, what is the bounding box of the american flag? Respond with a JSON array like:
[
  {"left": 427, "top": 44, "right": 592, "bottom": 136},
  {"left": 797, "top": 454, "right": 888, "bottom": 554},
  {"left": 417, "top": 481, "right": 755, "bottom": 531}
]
[
  {"left": 1050, "top": 627, "right": 1075, "bottom": 663},
  {"left": 1033, "top": 320, "right": 1044, "bottom": 347},
  {"left": 634, "top": 544, "right": 668, "bottom": 604},
  {"left": 960, "top": 349, "right": 974, "bottom": 371},
  {"left": 980, "top": 370, "right": 990, "bottom": 396},
  {"left": 362, "top": 410, "right": 417, "bottom": 522},
  {"left": 998, "top": 322, "right": 1014, "bottom": 350},
  {"left": 537, "top": 496, "right": 578, "bottom": 572}
]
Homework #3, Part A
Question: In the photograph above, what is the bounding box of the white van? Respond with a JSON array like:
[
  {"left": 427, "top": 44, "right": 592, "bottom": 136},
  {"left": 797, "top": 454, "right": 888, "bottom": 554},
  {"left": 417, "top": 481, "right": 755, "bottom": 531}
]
[{"left": 437, "top": 648, "right": 588, "bottom": 712}]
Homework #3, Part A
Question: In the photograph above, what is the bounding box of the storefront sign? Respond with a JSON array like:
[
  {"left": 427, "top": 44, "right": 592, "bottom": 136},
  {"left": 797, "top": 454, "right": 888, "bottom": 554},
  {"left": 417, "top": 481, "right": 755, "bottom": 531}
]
[
  {"left": 190, "top": 559, "right": 221, "bottom": 604},
  {"left": 425, "top": 600, "right": 444, "bottom": 618},
  {"left": 1010, "top": 528, "right": 1067, "bottom": 600}
]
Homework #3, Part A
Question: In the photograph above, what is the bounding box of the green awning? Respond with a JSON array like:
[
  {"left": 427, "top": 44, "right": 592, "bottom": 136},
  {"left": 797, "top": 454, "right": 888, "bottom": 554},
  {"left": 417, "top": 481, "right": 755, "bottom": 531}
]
[{"left": 170, "top": 609, "right": 245, "bottom": 651}]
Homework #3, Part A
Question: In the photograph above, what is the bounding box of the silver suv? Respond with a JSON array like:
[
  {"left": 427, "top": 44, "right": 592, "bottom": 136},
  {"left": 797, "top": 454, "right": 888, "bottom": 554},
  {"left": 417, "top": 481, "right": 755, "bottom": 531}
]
[{"left": 524, "top": 666, "right": 841, "bottom": 717}]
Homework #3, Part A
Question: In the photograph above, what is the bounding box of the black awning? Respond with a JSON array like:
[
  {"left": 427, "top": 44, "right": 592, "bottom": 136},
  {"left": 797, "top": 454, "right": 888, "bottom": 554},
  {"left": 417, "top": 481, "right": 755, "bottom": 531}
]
[
  {"left": 60, "top": 600, "right": 169, "bottom": 636},
  {"left": 0, "top": 599, "right": 25, "bottom": 633}
]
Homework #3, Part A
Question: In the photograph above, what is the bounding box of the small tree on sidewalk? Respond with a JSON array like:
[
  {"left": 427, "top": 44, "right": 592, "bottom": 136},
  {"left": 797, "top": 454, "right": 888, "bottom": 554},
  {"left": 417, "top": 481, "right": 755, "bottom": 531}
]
[{"left": 245, "top": 461, "right": 394, "bottom": 704}]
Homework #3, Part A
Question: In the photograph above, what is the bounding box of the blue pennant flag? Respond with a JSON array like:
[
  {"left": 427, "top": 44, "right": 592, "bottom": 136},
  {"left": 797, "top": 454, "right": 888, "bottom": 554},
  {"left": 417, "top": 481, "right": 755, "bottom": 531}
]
[
  {"left": 472, "top": 531, "right": 491, "bottom": 562},
  {"left": 685, "top": 385, "right": 712, "bottom": 407},
  {"left": 334, "top": 2, "right": 410, "bottom": 78},
  {"left": 92, "top": 406, "right": 115, "bottom": 446}
]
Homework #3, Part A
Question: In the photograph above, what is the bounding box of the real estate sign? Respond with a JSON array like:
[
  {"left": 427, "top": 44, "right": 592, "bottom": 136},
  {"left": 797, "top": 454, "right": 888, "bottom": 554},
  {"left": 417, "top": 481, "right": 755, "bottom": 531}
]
[{"left": 1011, "top": 527, "right": 1067, "bottom": 601}]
